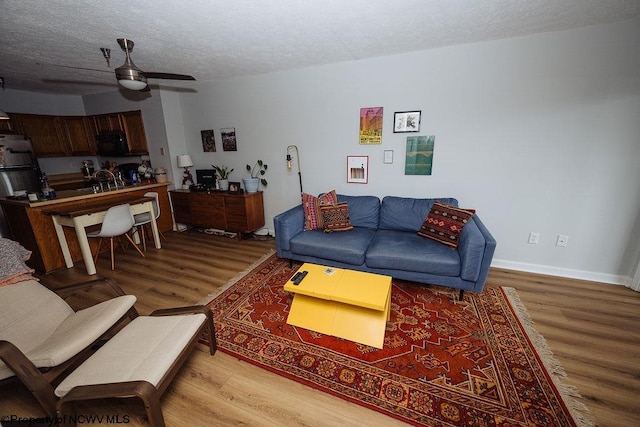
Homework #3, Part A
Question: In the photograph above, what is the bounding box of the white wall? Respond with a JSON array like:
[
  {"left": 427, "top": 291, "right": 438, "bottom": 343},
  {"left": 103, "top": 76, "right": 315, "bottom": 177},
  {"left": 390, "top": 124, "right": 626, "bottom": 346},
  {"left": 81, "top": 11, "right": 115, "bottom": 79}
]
[
  {"left": 0, "top": 88, "right": 85, "bottom": 115},
  {"left": 177, "top": 18, "right": 640, "bottom": 283}
]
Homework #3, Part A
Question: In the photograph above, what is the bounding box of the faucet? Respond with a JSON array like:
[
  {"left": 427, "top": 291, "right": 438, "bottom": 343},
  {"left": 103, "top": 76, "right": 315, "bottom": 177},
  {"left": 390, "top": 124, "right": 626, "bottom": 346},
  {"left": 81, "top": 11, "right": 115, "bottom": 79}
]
[{"left": 92, "top": 169, "right": 121, "bottom": 191}]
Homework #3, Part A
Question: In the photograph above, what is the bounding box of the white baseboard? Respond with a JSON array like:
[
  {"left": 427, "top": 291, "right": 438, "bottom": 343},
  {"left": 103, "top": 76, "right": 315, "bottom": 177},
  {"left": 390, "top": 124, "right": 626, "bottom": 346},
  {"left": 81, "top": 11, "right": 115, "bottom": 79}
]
[{"left": 491, "top": 258, "right": 628, "bottom": 286}]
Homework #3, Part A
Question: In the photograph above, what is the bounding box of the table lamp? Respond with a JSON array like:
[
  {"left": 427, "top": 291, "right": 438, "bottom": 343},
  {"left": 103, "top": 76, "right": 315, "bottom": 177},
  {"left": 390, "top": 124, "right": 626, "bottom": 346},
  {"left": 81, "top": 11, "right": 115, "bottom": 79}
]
[{"left": 177, "top": 154, "right": 194, "bottom": 189}]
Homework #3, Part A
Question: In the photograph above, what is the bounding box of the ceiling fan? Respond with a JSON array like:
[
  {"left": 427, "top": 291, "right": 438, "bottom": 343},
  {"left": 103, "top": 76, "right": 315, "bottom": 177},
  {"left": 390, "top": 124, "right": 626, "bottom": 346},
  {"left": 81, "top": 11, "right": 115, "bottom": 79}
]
[
  {"left": 112, "top": 38, "right": 195, "bottom": 91},
  {"left": 39, "top": 38, "right": 196, "bottom": 91}
]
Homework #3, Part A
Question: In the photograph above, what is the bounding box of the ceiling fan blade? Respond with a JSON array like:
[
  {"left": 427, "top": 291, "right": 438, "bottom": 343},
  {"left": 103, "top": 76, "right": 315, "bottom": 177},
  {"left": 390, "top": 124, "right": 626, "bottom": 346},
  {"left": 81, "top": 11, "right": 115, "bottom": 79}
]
[
  {"left": 36, "top": 62, "right": 112, "bottom": 74},
  {"left": 142, "top": 72, "right": 196, "bottom": 81}
]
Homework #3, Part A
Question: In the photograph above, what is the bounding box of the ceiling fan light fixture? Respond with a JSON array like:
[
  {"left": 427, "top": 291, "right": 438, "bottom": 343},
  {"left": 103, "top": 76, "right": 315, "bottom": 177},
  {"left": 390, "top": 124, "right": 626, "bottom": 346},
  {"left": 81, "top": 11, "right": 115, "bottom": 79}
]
[{"left": 118, "top": 78, "right": 148, "bottom": 91}]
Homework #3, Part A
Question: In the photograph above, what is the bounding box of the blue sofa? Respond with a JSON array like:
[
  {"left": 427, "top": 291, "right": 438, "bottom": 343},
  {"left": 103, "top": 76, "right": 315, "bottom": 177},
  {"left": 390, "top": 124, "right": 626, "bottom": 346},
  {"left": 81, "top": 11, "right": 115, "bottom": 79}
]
[{"left": 274, "top": 195, "right": 496, "bottom": 298}]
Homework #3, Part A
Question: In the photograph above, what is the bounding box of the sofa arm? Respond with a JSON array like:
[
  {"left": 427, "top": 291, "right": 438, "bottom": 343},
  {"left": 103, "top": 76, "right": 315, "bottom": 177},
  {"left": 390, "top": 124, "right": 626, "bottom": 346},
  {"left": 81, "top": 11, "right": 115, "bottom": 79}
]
[
  {"left": 273, "top": 205, "right": 305, "bottom": 253},
  {"left": 470, "top": 215, "right": 497, "bottom": 290}
]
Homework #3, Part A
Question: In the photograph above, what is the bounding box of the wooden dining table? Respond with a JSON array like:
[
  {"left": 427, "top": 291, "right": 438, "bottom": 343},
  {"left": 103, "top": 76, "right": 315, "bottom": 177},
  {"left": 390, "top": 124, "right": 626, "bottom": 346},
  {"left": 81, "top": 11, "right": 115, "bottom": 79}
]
[{"left": 43, "top": 195, "right": 161, "bottom": 275}]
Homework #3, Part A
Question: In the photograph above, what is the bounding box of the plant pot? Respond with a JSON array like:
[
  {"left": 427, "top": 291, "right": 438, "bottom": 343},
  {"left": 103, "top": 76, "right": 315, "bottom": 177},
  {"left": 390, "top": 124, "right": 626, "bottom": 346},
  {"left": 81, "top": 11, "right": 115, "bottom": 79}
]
[
  {"left": 242, "top": 177, "right": 260, "bottom": 193},
  {"left": 219, "top": 179, "right": 229, "bottom": 191}
]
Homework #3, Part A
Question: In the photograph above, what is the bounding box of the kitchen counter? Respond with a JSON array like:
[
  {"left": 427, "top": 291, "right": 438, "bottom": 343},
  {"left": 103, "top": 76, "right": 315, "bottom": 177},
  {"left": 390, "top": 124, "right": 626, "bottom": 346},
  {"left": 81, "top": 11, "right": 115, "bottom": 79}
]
[{"left": 0, "top": 182, "right": 174, "bottom": 273}]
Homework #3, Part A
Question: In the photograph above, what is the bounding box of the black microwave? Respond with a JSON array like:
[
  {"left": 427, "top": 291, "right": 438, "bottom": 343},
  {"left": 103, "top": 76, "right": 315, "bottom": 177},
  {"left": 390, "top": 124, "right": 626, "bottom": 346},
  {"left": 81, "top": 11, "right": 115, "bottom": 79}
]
[{"left": 96, "top": 132, "right": 129, "bottom": 156}]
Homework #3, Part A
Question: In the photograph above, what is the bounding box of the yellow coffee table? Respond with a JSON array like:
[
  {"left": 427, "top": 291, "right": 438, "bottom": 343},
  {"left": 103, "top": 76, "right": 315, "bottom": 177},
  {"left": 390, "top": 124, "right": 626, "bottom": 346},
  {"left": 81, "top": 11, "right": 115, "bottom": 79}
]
[{"left": 283, "top": 263, "right": 392, "bottom": 349}]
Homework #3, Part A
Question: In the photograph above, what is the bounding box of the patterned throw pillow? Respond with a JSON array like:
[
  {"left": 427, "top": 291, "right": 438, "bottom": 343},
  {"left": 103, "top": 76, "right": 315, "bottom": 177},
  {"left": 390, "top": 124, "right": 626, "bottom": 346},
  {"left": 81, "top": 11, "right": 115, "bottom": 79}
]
[
  {"left": 417, "top": 202, "right": 475, "bottom": 249},
  {"left": 302, "top": 190, "right": 338, "bottom": 230},
  {"left": 320, "top": 202, "right": 354, "bottom": 233}
]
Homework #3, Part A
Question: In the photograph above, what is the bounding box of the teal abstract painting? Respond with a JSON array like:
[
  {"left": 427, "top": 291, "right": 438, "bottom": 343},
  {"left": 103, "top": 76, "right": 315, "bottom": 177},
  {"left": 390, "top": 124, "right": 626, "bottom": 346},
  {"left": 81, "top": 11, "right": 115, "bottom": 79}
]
[{"left": 405, "top": 136, "right": 435, "bottom": 175}]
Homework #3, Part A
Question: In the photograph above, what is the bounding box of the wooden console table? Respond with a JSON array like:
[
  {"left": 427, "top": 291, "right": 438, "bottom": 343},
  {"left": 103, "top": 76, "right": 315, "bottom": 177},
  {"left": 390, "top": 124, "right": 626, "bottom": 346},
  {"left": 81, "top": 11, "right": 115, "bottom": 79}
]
[{"left": 170, "top": 190, "right": 264, "bottom": 236}]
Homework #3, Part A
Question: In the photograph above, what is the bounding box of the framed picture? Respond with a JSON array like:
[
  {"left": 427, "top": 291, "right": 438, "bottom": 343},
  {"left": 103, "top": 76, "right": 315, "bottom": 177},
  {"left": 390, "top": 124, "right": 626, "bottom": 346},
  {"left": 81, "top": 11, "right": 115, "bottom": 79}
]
[
  {"left": 393, "top": 110, "right": 421, "bottom": 133},
  {"left": 221, "top": 127, "right": 238, "bottom": 151},
  {"left": 201, "top": 129, "right": 216, "bottom": 152},
  {"left": 228, "top": 181, "right": 242, "bottom": 193},
  {"left": 359, "top": 107, "right": 383, "bottom": 145},
  {"left": 347, "top": 155, "right": 369, "bottom": 184},
  {"left": 405, "top": 135, "right": 435, "bottom": 175}
]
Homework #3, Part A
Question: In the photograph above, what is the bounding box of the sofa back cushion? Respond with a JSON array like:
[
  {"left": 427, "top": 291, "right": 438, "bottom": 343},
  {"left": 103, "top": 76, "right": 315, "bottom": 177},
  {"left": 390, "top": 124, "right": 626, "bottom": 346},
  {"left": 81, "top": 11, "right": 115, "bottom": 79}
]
[
  {"left": 336, "top": 194, "right": 380, "bottom": 229},
  {"left": 379, "top": 196, "right": 459, "bottom": 232}
]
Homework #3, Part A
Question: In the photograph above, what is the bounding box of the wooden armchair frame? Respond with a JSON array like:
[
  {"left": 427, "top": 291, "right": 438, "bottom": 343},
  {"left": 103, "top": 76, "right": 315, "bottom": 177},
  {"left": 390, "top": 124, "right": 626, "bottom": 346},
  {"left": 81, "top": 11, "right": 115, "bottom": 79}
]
[{"left": 56, "top": 305, "right": 217, "bottom": 427}]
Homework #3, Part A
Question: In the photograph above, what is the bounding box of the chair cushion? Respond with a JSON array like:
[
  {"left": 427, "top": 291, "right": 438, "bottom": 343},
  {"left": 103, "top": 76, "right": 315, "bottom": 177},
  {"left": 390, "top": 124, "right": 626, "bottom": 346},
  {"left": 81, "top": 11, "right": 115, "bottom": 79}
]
[
  {"left": 55, "top": 314, "right": 206, "bottom": 397},
  {"left": 27, "top": 295, "right": 137, "bottom": 369},
  {"left": 0, "top": 280, "right": 136, "bottom": 380},
  {"left": 0, "top": 280, "right": 74, "bottom": 380}
]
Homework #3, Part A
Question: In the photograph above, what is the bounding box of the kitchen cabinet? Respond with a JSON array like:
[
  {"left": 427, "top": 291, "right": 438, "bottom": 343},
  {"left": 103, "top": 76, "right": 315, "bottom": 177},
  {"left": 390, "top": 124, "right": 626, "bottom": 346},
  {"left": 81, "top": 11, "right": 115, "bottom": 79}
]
[
  {"left": 5, "top": 111, "right": 148, "bottom": 156},
  {"left": 120, "top": 111, "right": 148, "bottom": 155},
  {"left": 57, "top": 116, "right": 97, "bottom": 155},
  {"left": 170, "top": 190, "right": 265, "bottom": 236},
  {"left": 0, "top": 114, "right": 23, "bottom": 133},
  {"left": 11, "top": 114, "right": 97, "bottom": 157},
  {"left": 93, "top": 113, "right": 124, "bottom": 133},
  {"left": 15, "top": 113, "right": 68, "bottom": 157}
]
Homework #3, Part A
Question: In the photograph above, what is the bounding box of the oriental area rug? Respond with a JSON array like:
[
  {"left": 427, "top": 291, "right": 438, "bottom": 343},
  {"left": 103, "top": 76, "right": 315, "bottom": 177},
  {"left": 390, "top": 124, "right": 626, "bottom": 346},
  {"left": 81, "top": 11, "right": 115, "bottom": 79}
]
[{"left": 201, "top": 253, "right": 593, "bottom": 426}]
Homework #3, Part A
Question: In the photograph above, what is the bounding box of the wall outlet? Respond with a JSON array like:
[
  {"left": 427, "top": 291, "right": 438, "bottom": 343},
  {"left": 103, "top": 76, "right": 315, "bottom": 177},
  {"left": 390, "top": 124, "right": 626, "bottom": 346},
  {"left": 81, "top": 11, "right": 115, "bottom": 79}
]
[
  {"left": 160, "top": 147, "right": 165, "bottom": 155},
  {"left": 556, "top": 234, "right": 569, "bottom": 247},
  {"left": 528, "top": 232, "right": 540, "bottom": 244}
]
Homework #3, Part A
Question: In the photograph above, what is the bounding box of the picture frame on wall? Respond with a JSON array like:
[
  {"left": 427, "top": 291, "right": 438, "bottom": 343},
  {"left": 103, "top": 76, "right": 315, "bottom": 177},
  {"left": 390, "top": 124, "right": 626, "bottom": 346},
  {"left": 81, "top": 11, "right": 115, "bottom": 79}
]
[
  {"left": 405, "top": 135, "right": 435, "bottom": 175},
  {"left": 221, "top": 127, "right": 238, "bottom": 151},
  {"left": 347, "top": 155, "right": 369, "bottom": 184},
  {"left": 201, "top": 129, "right": 216, "bottom": 152},
  {"left": 393, "top": 110, "right": 421, "bottom": 133},
  {"left": 359, "top": 107, "right": 383, "bottom": 145}
]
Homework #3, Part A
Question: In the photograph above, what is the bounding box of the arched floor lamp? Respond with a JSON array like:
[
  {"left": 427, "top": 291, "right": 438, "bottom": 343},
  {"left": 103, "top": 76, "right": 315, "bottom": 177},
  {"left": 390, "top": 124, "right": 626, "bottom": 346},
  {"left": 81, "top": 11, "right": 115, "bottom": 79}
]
[{"left": 286, "top": 145, "right": 303, "bottom": 194}]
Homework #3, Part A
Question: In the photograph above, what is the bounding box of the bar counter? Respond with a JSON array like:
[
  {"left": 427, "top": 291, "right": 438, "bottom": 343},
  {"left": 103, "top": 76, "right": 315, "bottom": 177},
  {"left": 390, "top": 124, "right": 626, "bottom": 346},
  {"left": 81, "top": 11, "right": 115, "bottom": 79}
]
[{"left": 0, "top": 182, "right": 173, "bottom": 273}]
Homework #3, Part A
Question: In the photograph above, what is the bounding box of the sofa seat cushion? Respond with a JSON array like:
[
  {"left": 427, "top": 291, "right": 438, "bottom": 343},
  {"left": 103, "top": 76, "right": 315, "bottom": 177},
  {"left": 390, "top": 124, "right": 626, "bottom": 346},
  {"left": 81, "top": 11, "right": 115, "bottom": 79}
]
[
  {"left": 290, "top": 227, "right": 376, "bottom": 265},
  {"left": 366, "top": 230, "right": 461, "bottom": 276}
]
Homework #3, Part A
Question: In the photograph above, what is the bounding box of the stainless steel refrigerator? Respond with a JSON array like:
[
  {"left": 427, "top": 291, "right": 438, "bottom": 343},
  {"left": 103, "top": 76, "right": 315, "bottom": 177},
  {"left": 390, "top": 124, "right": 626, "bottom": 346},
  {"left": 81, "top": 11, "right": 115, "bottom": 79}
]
[{"left": 0, "top": 134, "right": 42, "bottom": 238}]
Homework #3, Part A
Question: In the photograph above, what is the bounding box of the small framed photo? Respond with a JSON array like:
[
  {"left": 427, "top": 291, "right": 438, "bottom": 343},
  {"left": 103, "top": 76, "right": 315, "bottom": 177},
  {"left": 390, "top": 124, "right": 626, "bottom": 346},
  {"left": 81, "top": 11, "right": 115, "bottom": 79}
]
[
  {"left": 228, "top": 181, "right": 242, "bottom": 193},
  {"left": 347, "top": 155, "right": 369, "bottom": 184},
  {"left": 393, "top": 110, "right": 421, "bottom": 133}
]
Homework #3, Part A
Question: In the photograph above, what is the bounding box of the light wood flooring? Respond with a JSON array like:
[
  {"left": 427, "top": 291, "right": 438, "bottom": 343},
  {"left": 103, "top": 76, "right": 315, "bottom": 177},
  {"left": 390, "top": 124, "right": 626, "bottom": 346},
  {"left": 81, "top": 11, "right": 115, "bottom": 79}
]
[{"left": 1, "top": 230, "right": 638, "bottom": 426}]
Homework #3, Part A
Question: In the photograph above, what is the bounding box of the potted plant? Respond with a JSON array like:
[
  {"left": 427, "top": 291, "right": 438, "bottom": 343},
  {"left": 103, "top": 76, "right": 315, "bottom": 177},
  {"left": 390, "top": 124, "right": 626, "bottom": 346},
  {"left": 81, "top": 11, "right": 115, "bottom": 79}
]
[
  {"left": 212, "top": 165, "right": 233, "bottom": 191},
  {"left": 243, "top": 160, "right": 268, "bottom": 193}
]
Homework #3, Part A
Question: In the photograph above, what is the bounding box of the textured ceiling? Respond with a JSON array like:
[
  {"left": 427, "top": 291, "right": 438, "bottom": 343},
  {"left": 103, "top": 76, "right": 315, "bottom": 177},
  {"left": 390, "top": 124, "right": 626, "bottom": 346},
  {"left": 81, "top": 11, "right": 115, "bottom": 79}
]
[{"left": 1, "top": 0, "right": 639, "bottom": 96}]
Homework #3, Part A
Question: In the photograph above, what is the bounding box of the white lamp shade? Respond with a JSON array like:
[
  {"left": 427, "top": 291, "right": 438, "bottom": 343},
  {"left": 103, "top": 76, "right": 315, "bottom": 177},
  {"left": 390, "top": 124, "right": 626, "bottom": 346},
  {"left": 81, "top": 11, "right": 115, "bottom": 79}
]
[
  {"left": 177, "top": 154, "right": 194, "bottom": 168},
  {"left": 118, "top": 79, "right": 148, "bottom": 91}
]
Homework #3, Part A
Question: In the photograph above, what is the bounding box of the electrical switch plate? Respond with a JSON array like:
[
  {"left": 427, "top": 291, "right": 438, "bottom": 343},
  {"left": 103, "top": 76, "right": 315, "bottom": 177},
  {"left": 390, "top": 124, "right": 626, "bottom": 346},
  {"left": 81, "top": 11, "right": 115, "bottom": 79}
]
[
  {"left": 528, "top": 232, "right": 540, "bottom": 244},
  {"left": 160, "top": 147, "right": 165, "bottom": 155},
  {"left": 556, "top": 234, "right": 569, "bottom": 247}
]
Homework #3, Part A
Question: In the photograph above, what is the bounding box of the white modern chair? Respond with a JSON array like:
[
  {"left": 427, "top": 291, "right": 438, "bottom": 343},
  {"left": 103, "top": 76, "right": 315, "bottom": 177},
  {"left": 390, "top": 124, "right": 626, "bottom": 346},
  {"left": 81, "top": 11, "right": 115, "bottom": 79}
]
[
  {"left": 132, "top": 192, "right": 167, "bottom": 251},
  {"left": 87, "top": 204, "right": 145, "bottom": 270}
]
